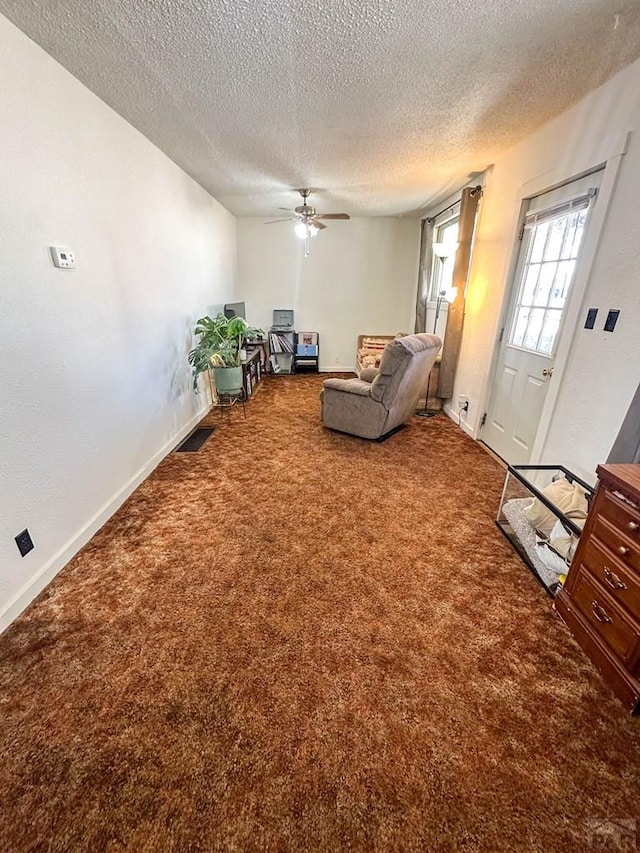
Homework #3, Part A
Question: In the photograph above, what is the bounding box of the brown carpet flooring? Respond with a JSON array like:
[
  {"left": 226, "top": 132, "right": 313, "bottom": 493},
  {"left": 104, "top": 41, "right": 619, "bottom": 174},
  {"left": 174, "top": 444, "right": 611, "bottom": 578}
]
[{"left": 1, "top": 375, "right": 639, "bottom": 852}]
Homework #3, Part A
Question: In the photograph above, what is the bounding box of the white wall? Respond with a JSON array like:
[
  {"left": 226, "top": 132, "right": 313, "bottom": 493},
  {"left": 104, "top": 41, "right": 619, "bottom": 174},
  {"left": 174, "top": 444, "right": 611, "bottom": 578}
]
[
  {"left": 236, "top": 218, "right": 420, "bottom": 370},
  {"left": 449, "top": 57, "right": 640, "bottom": 482},
  {"left": 0, "top": 16, "right": 236, "bottom": 630}
]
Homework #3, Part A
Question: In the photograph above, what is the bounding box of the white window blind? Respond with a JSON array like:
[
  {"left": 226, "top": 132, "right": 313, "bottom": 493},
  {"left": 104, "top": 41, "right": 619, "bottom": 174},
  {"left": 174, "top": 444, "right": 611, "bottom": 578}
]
[{"left": 523, "top": 189, "right": 597, "bottom": 231}]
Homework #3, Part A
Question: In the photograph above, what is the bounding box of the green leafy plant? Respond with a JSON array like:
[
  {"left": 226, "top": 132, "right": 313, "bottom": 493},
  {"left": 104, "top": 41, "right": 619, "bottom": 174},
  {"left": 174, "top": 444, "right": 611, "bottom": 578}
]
[{"left": 188, "top": 312, "right": 263, "bottom": 390}]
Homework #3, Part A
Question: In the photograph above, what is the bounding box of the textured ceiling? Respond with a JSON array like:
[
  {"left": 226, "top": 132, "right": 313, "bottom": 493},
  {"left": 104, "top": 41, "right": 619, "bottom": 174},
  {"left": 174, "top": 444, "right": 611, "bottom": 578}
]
[{"left": 2, "top": 0, "right": 640, "bottom": 216}]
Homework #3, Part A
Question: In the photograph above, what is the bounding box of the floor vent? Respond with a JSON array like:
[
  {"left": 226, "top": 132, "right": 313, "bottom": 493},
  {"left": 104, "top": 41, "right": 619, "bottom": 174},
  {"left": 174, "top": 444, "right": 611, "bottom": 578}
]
[{"left": 175, "top": 427, "right": 215, "bottom": 453}]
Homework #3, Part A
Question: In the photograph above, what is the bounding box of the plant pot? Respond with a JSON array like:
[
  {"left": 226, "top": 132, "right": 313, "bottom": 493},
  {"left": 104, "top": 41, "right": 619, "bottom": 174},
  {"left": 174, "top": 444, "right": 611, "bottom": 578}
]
[{"left": 213, "top": 365, "right": 243, "bottom": 394}]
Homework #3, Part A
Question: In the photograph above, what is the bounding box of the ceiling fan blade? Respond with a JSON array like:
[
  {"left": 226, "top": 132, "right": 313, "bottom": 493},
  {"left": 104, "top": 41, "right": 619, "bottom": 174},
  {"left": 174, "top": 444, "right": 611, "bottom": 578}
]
[
  {"left": 264, "top": 218, "right": 295, "bottom": 225},
  {"left": 315, "top": 213, "right": 350, "bottom": 220},
  {"left": 310, "top": 219, "right": 327, "bottom": 230},
  {"left": 278, "top": 207, "right": 297, "bottom": 213}
]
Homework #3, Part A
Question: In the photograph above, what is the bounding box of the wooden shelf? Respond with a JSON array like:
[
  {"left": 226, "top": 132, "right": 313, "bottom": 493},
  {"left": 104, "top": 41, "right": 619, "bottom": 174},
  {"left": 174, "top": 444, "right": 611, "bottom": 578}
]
[{"left": 295, "top": 332, "right": 319, "bottom": 372}]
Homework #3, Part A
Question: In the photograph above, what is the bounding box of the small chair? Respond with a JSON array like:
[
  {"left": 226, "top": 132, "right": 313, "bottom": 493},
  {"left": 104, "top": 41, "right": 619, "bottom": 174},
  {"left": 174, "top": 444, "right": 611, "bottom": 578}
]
[{"left": 320, "top": 333, "right": 442, "bottom": 440}]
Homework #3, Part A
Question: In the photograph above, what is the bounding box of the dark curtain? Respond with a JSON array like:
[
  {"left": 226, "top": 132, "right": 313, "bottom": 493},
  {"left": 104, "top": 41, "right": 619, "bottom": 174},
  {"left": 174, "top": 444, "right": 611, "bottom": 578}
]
[
  {"left": 414, "top": 218, "right": 435, "bottom": 333},
  {"left": 437, "top": 185, "right": 482, "bottom": 399}
]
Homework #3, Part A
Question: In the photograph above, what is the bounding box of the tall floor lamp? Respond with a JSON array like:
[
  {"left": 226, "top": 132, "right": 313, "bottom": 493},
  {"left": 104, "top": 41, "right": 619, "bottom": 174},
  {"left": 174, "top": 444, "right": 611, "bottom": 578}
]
[{"left": 416, "top": 241, "right": 458, "bottom": 418}]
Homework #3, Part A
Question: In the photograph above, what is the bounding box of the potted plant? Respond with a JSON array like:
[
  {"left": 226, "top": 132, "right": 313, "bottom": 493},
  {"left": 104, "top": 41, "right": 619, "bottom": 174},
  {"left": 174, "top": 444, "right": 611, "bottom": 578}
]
[{"left": 188, "top": 312, "right": 263, "bottom": 394}]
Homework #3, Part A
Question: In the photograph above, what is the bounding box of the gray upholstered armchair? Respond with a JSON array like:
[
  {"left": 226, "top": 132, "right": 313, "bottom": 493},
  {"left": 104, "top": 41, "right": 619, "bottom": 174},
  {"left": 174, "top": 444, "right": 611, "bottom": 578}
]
[{"left": 320, "top": 333, "right": 442, "bottom": 440}]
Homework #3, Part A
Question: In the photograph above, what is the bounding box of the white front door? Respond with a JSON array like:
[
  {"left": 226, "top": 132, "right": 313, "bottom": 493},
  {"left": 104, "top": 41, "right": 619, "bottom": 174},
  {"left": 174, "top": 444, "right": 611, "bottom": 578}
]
[{"left": 482, "top": 173, "right": 601, "bottom": 464}]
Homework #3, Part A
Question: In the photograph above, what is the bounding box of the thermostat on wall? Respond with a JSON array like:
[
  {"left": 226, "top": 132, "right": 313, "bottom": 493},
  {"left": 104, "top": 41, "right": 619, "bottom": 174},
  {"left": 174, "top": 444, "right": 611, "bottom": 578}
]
[{"left": 50, "top": 246, "right": 76, "bottom": 269}]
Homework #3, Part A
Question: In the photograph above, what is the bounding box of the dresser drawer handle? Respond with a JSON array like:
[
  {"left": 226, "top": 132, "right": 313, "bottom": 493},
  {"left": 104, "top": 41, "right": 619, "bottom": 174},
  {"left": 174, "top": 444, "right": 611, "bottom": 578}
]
[
  {"left": 629, "top": 521, "right": 639, "bottom": 532},
  {"left": 617, "top": 545, "right": 630, "bottom": 556},
  {"left": 603, "top": 566, "right": 626, "bottom": 590},
  {"left": 591, "top": 600, "right": 612, "bottom": 624}
]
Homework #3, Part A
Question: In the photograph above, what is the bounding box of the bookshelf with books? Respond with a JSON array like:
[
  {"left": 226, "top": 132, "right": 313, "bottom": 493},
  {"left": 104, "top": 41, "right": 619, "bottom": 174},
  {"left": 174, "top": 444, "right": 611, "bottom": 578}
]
[
  {"left": 268, "top": 330, "right": 295, "bottom": 374},
  {"left": 241, "top": 349, "right": 262, "bottom": 398},
  {"left": 268, "top": 309, "right": 295, "bottom": 374},
  {"left": 295, "top": 332, "right": 319, "bottom": 372},
  {"left": 245, "top": 337, "right": 269, "bottom": 376}
]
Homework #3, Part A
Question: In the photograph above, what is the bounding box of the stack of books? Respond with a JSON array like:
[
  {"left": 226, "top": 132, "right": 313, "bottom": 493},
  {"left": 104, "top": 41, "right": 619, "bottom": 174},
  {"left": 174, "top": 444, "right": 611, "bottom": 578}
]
[{"left": 268, "top": 332, "right": 295, "bottom": 353}]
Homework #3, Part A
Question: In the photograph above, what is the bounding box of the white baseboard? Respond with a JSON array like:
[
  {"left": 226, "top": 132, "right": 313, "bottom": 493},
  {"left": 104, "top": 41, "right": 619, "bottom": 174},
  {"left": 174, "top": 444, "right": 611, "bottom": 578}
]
[
  {"left": 0, "top": 406, "right": 209, "bottom": 634},
  {"left": 442, "top": 402, "right": 476, "bottom": 438},
  {"left": 319, "top": 366, "right": 354, "bottom": 373}
]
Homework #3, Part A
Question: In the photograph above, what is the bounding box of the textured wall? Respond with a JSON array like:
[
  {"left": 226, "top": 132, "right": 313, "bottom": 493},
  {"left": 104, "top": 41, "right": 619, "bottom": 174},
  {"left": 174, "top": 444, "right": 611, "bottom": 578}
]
[
  {"left": 540, "top": 131, "right": 640, "bottom": 478},
  {"left": 0, "top": 17, "right": 236, "bottom": 628},
  {"left": 235, "top": 218, "right": 420, "bottom": 370},
  {"left": 445, "top": 57, "right": 640, "bottom": 482}
]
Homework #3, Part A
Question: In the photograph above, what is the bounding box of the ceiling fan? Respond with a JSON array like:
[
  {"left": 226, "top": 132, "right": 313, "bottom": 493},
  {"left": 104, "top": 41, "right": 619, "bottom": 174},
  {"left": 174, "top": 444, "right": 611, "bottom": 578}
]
[{"left": 264, "top": 189, "right": 350, "bottom": 256}]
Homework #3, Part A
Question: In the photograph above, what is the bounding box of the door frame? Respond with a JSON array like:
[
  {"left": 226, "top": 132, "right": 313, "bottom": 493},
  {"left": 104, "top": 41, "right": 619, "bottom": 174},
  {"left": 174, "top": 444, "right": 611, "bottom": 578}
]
[{"left": 479, "top": 136, "right": 629, "bottom": 463}]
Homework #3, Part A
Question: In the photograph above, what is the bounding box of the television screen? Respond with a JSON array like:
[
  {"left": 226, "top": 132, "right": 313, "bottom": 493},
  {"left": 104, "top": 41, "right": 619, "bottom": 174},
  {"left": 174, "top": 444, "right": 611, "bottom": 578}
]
[{"left": 224, "top": 301, "right": 246, "bottom": 319}]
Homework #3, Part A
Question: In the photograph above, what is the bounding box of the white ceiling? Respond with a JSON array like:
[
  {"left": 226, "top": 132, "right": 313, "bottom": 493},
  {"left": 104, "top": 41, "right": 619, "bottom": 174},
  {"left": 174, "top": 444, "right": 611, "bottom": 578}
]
[{"left": 2, "top": 0, "right": 640, "bottom": 217}]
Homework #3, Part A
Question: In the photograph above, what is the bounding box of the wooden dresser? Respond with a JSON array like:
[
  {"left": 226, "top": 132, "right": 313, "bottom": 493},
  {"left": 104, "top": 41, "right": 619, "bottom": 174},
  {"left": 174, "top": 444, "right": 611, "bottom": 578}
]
[{"left": 555, "top": 464, "right": 640, "bottom": 713}]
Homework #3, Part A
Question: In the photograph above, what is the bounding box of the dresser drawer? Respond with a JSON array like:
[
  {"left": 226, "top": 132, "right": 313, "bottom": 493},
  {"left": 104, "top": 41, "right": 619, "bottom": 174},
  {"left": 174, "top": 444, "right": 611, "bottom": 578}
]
[
  {"left": 592, "top": 516, "right": 640, "bottom": 575},
  {"left": 600, "top": 490, "right": 640, "bottom": 542},
  {"left": 571, "top": 569, "right": 640, "bottom": 665},
  {"left": 580, "top": 539, "right": 640, "bottom": 618}
]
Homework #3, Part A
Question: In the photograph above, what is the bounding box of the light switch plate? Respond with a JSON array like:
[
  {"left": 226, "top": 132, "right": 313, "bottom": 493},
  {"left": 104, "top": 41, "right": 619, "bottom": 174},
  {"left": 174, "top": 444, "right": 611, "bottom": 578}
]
[
  {"left": 604, "top": 309, "right": 620, "bottom": 332},
  {"left": 584, "top": 307, "right": 598, "bottom": 329},
  {"left": 50, "top": 246, "right": 76, "bottom": 269}
]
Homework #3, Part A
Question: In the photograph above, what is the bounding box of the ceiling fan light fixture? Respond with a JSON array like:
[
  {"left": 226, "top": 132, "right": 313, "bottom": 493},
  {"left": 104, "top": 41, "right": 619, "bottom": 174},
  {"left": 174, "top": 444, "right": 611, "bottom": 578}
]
[
  {"left": 294, "top": 221, "right": 320, "bottom": 240},
  {"left": 267, "top": 191, "right": 350, "bottom": 255}
]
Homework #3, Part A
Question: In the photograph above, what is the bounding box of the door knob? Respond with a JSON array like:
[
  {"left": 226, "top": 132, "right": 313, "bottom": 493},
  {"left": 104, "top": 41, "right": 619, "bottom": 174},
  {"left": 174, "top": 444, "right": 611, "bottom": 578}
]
[{"left": 542, "top": 368, "right": 554, "bottom": 378}]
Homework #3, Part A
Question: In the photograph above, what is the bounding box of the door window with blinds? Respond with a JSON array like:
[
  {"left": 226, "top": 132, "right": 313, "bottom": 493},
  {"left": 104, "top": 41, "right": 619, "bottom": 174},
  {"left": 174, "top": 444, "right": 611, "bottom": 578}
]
[{"left": 509, "top": 183, "right": 598, "bottom": 355}]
